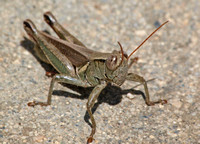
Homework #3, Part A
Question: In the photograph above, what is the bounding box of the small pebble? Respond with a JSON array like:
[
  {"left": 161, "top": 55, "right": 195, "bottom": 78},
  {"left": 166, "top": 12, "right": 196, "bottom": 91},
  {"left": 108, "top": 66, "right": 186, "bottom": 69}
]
[{"left": 170, "top": 98, "right": 182, "bottom": 109}]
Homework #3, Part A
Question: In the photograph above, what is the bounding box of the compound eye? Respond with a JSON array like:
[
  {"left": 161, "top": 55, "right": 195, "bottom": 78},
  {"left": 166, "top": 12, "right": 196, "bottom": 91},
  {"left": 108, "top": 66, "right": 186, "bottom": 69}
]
[{"left": 106, "top": 55, "right": 118, "bottom": 70}]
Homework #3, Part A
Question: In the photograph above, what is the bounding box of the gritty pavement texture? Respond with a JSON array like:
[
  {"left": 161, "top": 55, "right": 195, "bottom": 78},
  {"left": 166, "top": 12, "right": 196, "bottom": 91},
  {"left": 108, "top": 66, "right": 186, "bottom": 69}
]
[{"left": 0, "top": 0, "right": 199, "bottom": 144}]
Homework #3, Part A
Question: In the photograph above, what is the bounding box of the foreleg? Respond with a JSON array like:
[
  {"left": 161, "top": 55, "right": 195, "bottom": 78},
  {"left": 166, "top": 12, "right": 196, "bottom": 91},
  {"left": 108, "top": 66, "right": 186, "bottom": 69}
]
[{"left": 126, "top": 73, "right": 167, "bottom": 106}]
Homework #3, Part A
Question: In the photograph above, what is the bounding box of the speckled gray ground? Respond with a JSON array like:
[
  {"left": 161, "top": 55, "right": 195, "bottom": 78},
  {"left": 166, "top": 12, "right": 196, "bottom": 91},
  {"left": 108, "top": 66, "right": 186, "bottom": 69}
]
[{"left": 0, "top": 0, "right": 199, "bottom": 144}]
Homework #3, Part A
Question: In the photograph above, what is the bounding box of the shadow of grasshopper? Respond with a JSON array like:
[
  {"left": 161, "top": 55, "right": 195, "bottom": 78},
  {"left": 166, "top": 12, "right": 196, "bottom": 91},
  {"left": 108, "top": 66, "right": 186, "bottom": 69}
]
[{"left": 52, "top": 83, "right": 145, "bottom": 128}]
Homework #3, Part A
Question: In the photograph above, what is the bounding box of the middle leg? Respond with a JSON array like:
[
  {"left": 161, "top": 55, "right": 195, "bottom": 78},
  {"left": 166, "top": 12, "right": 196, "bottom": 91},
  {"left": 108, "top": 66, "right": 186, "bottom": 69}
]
[{"left": 28, "top": 74, "right": 91, "bottom": 107}]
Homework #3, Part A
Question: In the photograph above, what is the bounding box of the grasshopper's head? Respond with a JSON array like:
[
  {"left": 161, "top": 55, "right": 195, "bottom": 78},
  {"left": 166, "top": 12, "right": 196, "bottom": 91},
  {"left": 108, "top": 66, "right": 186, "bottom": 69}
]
[
  {"left": 105, "top": 20, "right": 169, "bottom": 86},
  {"left": 105, "top": 42, "right": 129, "bottom": 86}
]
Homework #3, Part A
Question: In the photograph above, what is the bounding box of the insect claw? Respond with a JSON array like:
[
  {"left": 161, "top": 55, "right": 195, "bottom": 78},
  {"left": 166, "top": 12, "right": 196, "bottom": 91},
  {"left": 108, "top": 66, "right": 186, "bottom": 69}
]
[
  {"left": 27, "top": 101, "right": 49, "bottom": 107},
  {"left": 145, "top": 99, "right": 168, "bottom": 106},
  {"left": 45, "top": 71, "right": 56, "bottom": 77},
  {"left": 87, "top": 136, "right": 95, "bottom": 143},
  {"left": 27, "top": 101, "right": 36, "bottom": 107},
  {"left": 161, "top": 99, "right": 168, "bottom": 105},
  {"left": 146, "top": 102, "right": 155, "bottom": 106}
]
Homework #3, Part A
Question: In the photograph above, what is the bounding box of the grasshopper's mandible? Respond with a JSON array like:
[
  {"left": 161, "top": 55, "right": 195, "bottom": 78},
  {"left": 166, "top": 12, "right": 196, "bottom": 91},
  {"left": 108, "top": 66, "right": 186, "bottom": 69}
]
[{"left": 23, "top": 11, "right": 168, "bottom": 143}]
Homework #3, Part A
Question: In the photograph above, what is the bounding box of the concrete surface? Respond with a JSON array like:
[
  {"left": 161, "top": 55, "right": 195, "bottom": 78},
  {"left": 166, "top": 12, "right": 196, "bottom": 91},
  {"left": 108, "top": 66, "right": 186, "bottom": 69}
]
[{"left": 0, "top": 0, "right": 199, "bottom": 143}]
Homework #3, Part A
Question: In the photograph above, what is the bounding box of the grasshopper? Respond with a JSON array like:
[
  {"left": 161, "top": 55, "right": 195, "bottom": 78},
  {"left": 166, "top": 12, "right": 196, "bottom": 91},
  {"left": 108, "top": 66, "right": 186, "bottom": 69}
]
[{"left": 23, "top": 11, "right": 168, "bottom": 143}]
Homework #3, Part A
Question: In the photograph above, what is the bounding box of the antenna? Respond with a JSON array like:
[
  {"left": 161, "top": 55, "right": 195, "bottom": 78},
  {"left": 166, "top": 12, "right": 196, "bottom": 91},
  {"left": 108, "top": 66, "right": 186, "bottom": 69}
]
[
  {"left": 118, "top": 41, "right": 124, "bottom": 62},
  {"left": 128, "top": 20, "right": 169, "bottom": 59}
]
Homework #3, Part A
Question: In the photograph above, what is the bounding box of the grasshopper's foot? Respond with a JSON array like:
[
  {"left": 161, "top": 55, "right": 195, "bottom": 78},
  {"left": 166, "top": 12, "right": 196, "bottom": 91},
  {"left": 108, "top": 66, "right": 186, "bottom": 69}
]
[
  {"left": 45, "top": 71, "right": 56, "bottom": 77},
  {"left": 146, "top": 99, "right": 167, "bottom": 106},
  {"left": 27, "top": 101, "right": 50, "bottom": 107},
  {"left": 87, "top": 136, "right": 95, "bottom": 143}
]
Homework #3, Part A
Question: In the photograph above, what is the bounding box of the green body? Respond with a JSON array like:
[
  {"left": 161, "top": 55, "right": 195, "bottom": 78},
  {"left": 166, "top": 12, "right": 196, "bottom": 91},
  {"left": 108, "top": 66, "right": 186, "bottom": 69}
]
[{"left": 24, "top": 12, "right": 167, "bottom": 143}]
